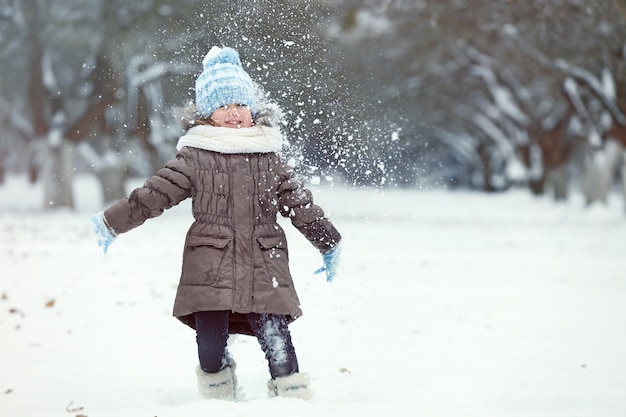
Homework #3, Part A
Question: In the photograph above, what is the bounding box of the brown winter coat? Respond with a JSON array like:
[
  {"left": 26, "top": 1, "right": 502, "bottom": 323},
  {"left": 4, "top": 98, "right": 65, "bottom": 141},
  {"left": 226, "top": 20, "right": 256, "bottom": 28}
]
[{"left": 104, "top": 132, "right": 341, "bottom": 335}]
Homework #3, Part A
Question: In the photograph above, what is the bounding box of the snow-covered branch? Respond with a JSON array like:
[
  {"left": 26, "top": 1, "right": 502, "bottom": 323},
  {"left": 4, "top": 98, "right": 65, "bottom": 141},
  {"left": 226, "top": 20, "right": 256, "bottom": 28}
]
[
  {"left": 470, "top": 65, "right": 530, "bottom": 126},
  {"left": 502, "top": 25, "right": 626, "bottom": 125},
  {"left": 555, "top": 60, "right": 626, "bottom": 125}
]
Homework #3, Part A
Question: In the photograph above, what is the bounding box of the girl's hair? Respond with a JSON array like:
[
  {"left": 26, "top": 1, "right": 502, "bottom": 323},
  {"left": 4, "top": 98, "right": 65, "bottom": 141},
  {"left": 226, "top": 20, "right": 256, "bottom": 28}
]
[
  {"left": 173, "top": 83, "right": 285, "bottom": 132},
  {"left": 172, "top": 101, "right": 215, "bottom": 131}
]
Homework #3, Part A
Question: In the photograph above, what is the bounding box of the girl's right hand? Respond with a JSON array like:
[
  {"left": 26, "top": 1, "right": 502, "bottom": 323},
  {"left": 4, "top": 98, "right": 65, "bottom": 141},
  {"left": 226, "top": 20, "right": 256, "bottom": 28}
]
[{"left": 90, "top": 212, "right": 117, "bottom": 254}]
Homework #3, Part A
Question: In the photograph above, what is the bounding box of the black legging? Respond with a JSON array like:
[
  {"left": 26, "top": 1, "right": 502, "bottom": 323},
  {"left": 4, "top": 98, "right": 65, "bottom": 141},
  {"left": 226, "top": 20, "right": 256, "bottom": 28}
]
[{"left": 195, "top": 311, "right": 299, "bottom": 378}]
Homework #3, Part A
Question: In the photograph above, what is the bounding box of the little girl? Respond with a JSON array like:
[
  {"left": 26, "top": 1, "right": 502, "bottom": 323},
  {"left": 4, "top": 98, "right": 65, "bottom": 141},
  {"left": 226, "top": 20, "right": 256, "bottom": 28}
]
[{"left": 91, "top": 46, "right": 342, "bottom": 401}]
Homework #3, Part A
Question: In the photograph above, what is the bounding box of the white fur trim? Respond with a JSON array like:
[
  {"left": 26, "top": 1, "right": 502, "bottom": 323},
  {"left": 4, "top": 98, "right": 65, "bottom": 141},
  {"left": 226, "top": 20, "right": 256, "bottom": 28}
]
[
  {"left": 196, "top": 365, "right": 237, "bottom": 400},
  {"left": 176, "top": 125, "right": 284, "bottom": 154},
  {"left": 268, "top": 372, "right": 314, "bottom": 400}
]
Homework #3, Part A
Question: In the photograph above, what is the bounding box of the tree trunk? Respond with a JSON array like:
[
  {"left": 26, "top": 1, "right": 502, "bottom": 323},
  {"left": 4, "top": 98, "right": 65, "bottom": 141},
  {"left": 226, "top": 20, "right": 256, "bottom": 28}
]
[
  {"left": 547, "top": 164, "right": 568, "bottom": 201},
  {"left": 42, "top": 139, "right": 75, "bottom": 210},
  {"left": 477, "top": 142, "right": 496, "bottom": 192},
  {"left": 613, "top": 0, "right": 626, "bottom": 17},
  {"left": 527, "top": 144, "right": 545, "bottom": 195},
  {"left": 528, "top": 177, "right": 545, "bottom": 195},
  {"left": 77, "top": 141, "right": 128, "bottom": 205},
  {"left": 0, "top": 150, "right": 6, "bottom": 184},
  {"left": 621, "top": 150, "right": 626, "bottom": 214},
  {"left": 96, "top": 164, "right": 128, "bottom": 205},
  {"left": 582, "top": 139, "right": 623, "bottom": 205}
]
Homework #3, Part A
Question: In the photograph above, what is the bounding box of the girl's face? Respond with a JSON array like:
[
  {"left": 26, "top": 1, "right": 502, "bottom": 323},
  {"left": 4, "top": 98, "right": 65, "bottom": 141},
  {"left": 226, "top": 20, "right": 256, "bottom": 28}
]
[{"left": 210, "top": 104, "right": 253, "bottom": 128}]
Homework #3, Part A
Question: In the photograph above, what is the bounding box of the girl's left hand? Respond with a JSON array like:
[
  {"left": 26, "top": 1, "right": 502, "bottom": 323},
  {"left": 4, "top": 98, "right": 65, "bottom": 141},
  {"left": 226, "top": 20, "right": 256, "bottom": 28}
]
[{"left": 314, "top": 244, "right": 341, "bottom": 282}]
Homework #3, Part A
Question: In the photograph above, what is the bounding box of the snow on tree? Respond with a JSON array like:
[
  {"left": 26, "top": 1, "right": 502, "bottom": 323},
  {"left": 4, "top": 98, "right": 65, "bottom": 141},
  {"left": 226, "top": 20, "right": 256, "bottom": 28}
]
[{"left": 2, "top": 0, "right": 626, "bottom": 211}]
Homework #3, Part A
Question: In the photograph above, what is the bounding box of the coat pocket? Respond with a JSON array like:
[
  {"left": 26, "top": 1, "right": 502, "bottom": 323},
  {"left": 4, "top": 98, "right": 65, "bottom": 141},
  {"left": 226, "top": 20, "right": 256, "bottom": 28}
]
[
  {"left": 256, "top": 235, "right": 286, "bottom": 251},
  {"left": 182, "top": 235, "right": 231, "bottom": 286},
  {"left": 255, "top": 236, "right": 291, "bottom": 288}
]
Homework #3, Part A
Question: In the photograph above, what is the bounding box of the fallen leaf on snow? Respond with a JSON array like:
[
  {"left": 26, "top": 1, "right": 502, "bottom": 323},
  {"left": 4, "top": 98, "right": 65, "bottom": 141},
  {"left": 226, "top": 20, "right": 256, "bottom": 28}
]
[
  {"left": 8, "top": 308, "right": 24, "bottom": 317},
  {"left": 45, "top": 299, "right": 55, "bottom": 308}
]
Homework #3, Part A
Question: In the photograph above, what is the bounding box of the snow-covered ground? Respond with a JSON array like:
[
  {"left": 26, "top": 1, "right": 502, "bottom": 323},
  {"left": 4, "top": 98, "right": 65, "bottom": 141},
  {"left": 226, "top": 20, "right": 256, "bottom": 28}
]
[{"left": 1, "top": 174, "right": 626, "bottom": 417}]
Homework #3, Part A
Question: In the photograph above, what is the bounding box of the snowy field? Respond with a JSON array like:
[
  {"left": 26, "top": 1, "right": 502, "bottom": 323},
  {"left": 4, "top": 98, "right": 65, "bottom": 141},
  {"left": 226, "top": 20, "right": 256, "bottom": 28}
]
[{"left": 1, "top": 174, "right": 626, "bottom": 417}]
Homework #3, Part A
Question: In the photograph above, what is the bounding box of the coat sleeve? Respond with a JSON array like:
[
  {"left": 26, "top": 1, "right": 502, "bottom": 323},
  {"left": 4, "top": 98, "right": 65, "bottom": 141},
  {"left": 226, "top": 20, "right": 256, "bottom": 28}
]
[
  {"left": 276, "top": 163, "right": 341, "bottom": 254},
  {"left": 103, "top": 152, "right": 194, "bottom": 235}
]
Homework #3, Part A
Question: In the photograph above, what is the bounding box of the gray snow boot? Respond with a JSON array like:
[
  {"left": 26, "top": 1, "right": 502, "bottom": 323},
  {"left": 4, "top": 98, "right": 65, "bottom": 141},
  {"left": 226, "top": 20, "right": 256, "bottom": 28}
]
[
  {"left": 196, "top": 365, "right": 237, "bottom": 400},
  {"left": 267, "top": 372, "right": 314, "bottom": 400}
]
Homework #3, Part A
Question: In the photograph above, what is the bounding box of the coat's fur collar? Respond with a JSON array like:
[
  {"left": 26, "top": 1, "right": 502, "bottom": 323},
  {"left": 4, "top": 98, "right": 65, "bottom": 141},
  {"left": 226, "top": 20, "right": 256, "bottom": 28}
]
[{"left": 176, "top": 125, "right": 284, "bottom": 154}]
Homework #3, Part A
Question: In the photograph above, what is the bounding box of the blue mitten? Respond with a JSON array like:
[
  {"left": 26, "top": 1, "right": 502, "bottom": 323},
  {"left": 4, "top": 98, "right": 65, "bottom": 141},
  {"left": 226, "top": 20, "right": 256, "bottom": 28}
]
[
  {"left": 314, "top": 244, "right": 342, "bottom": 282},
  {"left": 90, "top": 211, "right": 116, "bottom": 254}
]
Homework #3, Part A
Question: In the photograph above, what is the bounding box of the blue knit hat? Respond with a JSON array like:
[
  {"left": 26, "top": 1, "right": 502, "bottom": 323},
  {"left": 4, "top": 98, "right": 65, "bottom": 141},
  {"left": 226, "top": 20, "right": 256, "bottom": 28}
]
[{"left": 195, "top": 46, "right": 257, "bottom": 118}]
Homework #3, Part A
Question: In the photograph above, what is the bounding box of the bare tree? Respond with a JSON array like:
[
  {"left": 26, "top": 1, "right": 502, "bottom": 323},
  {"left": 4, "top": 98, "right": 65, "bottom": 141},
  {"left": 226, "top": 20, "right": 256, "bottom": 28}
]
[{"left": 0, "top": 0, "right": 194, "bottom": 208}]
